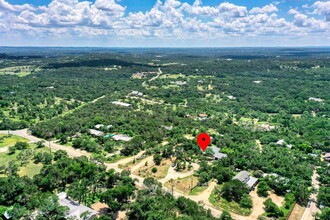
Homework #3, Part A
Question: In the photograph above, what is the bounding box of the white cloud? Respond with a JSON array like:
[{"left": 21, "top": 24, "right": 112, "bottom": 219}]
[
  {"left": 250, "top": 4, "right": 278, "bottom": 14},
  {"left": 0, "top": 0, "right": 35, "bottom": 12},
  {"left": 218, "top": 2, "right": 247, "bottom": 18},
  {"left": 313, "top": 1, "right": 330, "bottom": 21},
  {"left": 0, "top": 0, "right": 329, "bottom": 45}
]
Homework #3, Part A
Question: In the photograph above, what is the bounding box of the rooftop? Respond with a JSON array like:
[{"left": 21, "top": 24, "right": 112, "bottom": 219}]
[
  {"left": 112, "top": 134, "right": 132, "bottom": 142},
  {"left": 89, "top": 129, "right": 104, "bottom": 137},
  {"left": 233, "top": 171, "right": 258, "bottom": 188},
  {"left": 112, "top": 101, "right": 131, "bottom": 107},
  {"left": 209, "top": 146, "right": 227, "bottom": 160},
  {"left": 131, "top": 91, "right": 143, "bottom": 96},
  {"left": 308, "top": 97, "right": 324, "bottom": 102},
  {"left": 57, "top": 192, "right": 97, "bottom": 220},
  {"left": 95, "top": 124, "right": 104, "bottom": 129}
]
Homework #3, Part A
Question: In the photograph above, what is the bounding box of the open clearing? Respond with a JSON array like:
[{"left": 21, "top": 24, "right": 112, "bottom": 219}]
[
  {"left": 132, "top": 157, "right": 172, "bottom": 179},
  {"left": 18, "top": 161, "right": 43, "bottom": 178},
  {"left": 164, "top": 175, "right": 200, "bottom": 195},
  {"left": 159, "top": 73, "right": 186, "bottom": 79},
  {"left": 288, "top": 204, "right": 306, "bottom": 220},
  {"left": 0, "top": 134, "right": 28, "bottom": 148},
  {"left": 0, "top": 66, "right": 40, "bottom": 77}
]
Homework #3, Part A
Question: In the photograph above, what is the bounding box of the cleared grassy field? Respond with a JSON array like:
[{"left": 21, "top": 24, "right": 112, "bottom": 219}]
[
  {"left": 134, "top": 158, "right": 172, "bottom": 179},
  {"left": 18, "top": 161, "right": 43, "bottom": 178},
  {"left": 0, "top": 66, "right": 40, "bottom": 77},
  {"left": 0, "top": 134, "right": 28, "bottom": 148},
  {"left": 209, "top": 189, "right": 252, "bottom": 216},
  {"left": 164, "top": 175, "right": 200, "bottom": 195},
  {"left": 189, "top": 185, "right": 208, "bottom": 195}
]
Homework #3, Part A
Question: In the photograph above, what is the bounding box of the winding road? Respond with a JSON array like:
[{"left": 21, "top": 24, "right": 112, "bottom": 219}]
[{"left": 1, "top": 129, "right": 267, "bottom": 220}]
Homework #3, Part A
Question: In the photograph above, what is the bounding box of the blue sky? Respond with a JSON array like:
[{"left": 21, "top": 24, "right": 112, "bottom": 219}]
[{"left": 0, "top": 0, "right": 329, "bottom": 46}]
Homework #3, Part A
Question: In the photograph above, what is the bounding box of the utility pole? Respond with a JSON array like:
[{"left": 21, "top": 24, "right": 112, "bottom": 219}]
[{"left": 170, "top": 179, "right": 174, "bottom": 196}]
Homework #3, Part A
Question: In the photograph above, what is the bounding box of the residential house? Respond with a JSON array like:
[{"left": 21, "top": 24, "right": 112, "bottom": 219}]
[
  {"left": 111, "top": 101, "right": 131, "bottom": 107},
  {"left": 198, "top": 113, "right": 208, "bottom": 120},
  {"left": 161, "top": 125, "right": 173, "bottom": 131},
  {"left": 112, "top": 134, "right": 132, "bottom": 142},
  {"left": 57, "top": 192, "right": 97, "bottom": 220},
  {"left": 209, "top": 146, "right": 227, "bottom": 160},
  {"left": 308, "top": 97, "right": 324, "bottom": 102},
  {"left": 171, "top": 81, "right": 187, "bottom": 86},
  {"left": 276, "top": 139, "right": 285, "bottom": 145},
  {"left": 94, "top": 124, "right": 104, "bottom": 129},
  {"left": 233, "top": 171, "right": 258, "bottom": 190},
  {"left": 131, "top": 91, "right": 143, "bottom": 96},
  {"left": 89, "top": 129, "right": 104, "bottom": 137}
]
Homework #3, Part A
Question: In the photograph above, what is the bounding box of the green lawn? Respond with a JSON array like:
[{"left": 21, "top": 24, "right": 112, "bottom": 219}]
[
  {"left": 106, "top": 154, "right": 127, "bottom": 163},
  {"left": 0, "top": 150, "right": 18, "bottom": 165},
  {"left": 0, "top": 143, "right": 48, "bottom": 177},
  {"left": 0, "top": 134, "right": 28, "bottom": 148},
  {"left": 189, "top": 185, "right": 208, "bottom": 195},
  {"left": 209, "top": 190, "right": 252, "bottom": 216},
  {"left": 18, "top": 161, "right": 43, "bottom": 177}
]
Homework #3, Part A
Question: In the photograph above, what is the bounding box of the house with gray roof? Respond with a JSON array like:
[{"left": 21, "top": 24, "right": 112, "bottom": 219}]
[
  {"left": 112, "top": 134, "right": 132, "bottom": 142},
  {"left": 209, "top": 146, "right": 227, "bottom": 160},
  {"left": 89, "top": 129, "right": 104, "bottom": 137},
  {"left": 233, "top": 171, "right": 258, "bottom": 190},
  {"left": 131, "top": 91, "right": 143, "bottom": 96},
  {"left": 57, "top": 192, "right": 97, "bottom": 220}
]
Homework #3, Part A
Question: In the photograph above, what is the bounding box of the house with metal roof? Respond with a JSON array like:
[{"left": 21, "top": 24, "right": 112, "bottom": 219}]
[
  {"left": 57, "top": 192, "right": 97, "bottom": 220},
  {"left": 89, "top": 129, "right": 104, "bottom": 137},
  {"left": 111, "top": 101, "right": 131, "bottom": 107},
  {"left": 131, "top": 91, "right": 143, "bottom": 96},
  {"left": 209, "top": 146, "right": 227, "bottom": 160},
  {"left": 112, "top": 134, "right": 132, "bottom": 142},
  {"left": 94, "top": 124, "right": 104, "bottom": 129},
  {"left": 233, "top": 171, "right": 258, "bottom": 190}
]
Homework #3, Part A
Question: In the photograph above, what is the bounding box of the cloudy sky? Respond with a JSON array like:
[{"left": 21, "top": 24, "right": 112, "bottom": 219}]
[{"left": 0, "top": 0, "right": 329, "bottom": 47}]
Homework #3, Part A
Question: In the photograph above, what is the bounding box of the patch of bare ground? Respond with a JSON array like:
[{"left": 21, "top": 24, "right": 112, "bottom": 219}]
[
  {"left": 164, "top": 175, "right": 199, "bottom": 195},
  {"left": 133, "top": 158, "right": 172, "bottom": 179},
  {"left": 288, "top": 204, "right": 306, "bottom": 220}
]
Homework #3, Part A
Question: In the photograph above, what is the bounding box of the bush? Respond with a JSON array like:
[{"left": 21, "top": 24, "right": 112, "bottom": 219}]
[
  {"left": 221, "top": 179, "right": 249, "bottom": 202},
  {"left": 257, "top": 181, "right": 269, "bottom": 197},
  {"left": 151, "top": 167, "right": 158, "bottom": 173},
  {"left": 240, "top": 194, "right": 253, "bottom": 209},
  {"left": 264, "top": 198, "right": 284, "bottom": 218},
  {"left": 14, "top": 142, "right": 29, "bottom": 150},
  {"left": 54, "top": 150, "right": 68, "bottom": 160},
  {"left": 153, "top": 154, "right": 162, "bottom": 166},
  {"left": 219, "top": 210, "right": 233, "bottom": 220}
]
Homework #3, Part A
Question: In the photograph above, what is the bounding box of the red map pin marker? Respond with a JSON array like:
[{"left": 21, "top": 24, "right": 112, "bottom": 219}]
[{"left": 197, "top": 133, "right": 211, "bottom": 152}]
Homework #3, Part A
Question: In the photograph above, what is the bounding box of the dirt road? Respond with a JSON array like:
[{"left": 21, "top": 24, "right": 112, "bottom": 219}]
[
  {"left": 0, "top": 129, "right": 261, "bottom": 220},
  {"left": 301, "top": 169, "right": 320, "bottom": 220},
  {"left": 159, "top": 163, "right": 199, "bottom": 184}
]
